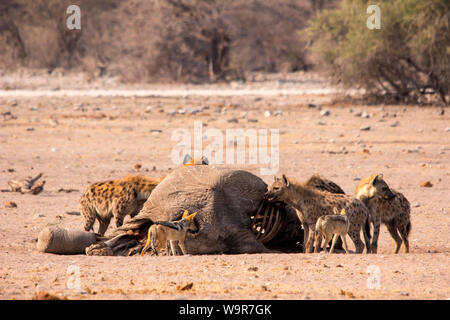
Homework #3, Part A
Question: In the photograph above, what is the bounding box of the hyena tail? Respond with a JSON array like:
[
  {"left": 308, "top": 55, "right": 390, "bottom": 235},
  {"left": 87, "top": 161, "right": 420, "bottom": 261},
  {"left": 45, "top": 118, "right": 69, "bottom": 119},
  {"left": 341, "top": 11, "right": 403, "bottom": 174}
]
[
  {"left": 406, "top": 221, "right": 412, "bottom": 237},
  {"left": 364, "top": 216, "right": 371, "bottom": 240}
]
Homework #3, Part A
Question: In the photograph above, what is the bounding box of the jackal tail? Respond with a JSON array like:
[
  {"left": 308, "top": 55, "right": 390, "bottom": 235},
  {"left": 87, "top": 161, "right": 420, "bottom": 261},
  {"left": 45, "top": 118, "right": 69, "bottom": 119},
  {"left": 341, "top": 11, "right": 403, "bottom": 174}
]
[{"left": 154, "top": 221, "right": 181, "bottom": 230}]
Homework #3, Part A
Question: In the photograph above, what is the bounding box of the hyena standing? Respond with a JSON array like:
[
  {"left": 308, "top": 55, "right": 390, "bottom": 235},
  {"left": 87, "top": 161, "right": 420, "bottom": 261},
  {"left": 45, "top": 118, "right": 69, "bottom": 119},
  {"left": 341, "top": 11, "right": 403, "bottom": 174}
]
[
  {"left": 355, "top": 174, "right": 411, "bottom": 253},
  {"left": 80, "top": 175, "right": 162, "bottom": 235},
  {"left": 267, "top": 174, "right": 371, "bottom": 253}
]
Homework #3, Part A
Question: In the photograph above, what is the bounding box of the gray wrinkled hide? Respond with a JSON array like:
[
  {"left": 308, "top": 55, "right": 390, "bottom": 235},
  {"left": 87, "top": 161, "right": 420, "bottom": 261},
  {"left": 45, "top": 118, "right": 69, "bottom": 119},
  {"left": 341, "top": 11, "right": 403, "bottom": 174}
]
[
  {"left": 115, "top": 165, "right": 273, "bottom": 254},
  {"left": 37, "top": 227, "right": 97, "bottom": 254}
]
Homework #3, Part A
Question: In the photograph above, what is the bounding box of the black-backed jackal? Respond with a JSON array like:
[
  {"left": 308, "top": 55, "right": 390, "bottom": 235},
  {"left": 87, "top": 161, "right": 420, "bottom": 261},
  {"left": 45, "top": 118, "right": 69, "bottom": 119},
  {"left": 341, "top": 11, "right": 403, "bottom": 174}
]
[
  {"left": 141, "top": 210, "right": 198, "bottom": 256},
  {"left": 314, "top": 208, "right": 350, "bottom": 254}
]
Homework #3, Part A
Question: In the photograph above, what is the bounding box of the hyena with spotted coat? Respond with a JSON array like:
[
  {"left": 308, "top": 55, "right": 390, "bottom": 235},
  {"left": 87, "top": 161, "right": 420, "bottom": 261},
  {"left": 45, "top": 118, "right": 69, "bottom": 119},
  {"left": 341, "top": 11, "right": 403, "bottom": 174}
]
[
  {"left": 267, "top": 174, "right": 371, "bottom": 253},
  {"left": 355, "top": 174, "right": 411, "bottom": 253},
  {"left": 80, "top": 175, "right": 162, "bottom": 235}
]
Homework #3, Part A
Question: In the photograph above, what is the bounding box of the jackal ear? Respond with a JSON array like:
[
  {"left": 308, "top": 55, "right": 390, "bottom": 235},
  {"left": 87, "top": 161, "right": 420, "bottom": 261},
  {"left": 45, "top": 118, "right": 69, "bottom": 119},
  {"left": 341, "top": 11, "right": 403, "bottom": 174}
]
[
  {"left": 282, "top": 174, "right": 290, "bottom": 186},
  {"left": 186, "top": 212, "right": 197, "bottom": 222},
  {"left": 182, "top": 210, "right": 189, "bottom": 219},
  {"left": 273, "top": 175, "right": 278, "bottom": 182},
  {"left": 183, "top": 154, "right": 193, "bottom": 165}
]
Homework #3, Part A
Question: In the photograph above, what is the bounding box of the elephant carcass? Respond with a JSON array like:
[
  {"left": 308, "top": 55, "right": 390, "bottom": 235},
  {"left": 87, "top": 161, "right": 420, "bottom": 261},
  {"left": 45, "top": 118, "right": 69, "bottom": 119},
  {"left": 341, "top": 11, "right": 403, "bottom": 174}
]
[{"left": 111, "top": 165, "right": 302, "bottom": 255}]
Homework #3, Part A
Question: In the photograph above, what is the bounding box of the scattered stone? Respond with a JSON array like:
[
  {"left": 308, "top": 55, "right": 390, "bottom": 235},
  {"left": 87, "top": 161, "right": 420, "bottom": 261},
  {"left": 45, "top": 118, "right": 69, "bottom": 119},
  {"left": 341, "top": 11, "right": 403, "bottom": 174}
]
[
  {"left": 145, "top": 106, "right": 153, "bottom": 113},
  {"left": 439, "top": 109, "right": 444, "bottom": 116},
  {"left": 248, "top": 266, "right": 258, "bottom": 272},
  {"left": 32, "top": 291, "right": 67, "bottom": 300},
  {"left": 57, "top": 188, "right": 78, "bottom": 193},
  {"left": 354, "top": 111, "right": 362, "bottom": 117},
  {"left": 360, "top": 126, "right": 371, "bottom": 131},
  {"left": 227, "top": 118, "right": 239, "bottom": 123},
  {"left": 264, "top": 111, "right": 271, "bottom": 118},
  {"left": 320, "top": 109, "right": 330, "bottom": 117},
  {"left": 26, "top": 128, "right": 35, "bottom": 131},
  {"left": 445, "top": 127, "right": 450, "bottom": 132},
  {"left": 339, "top": 289, "right": 356, "bottom": 299},
  {"left": 318, "top": 120, "right": 326, "bottom": 126},
  {"left": 247, "top": 119, "right": 258, "bottom": 123},
  {"left": 5, "top": 201, "right": 17, "bottom": 208},
  {"left": 412, "top": 203, "right": 420, "bottom": 208},
  {"left": 150, "top": 129, "right": 162, "bottom": 133},
  {"left": 361, "top": 112, "right": 370, "bottom": 118},
  {"left": 420, "top": 181, "right": 433, "bottom": 188},
  {"left": 65, "top": 211, "right": 81, "bottom": 216},
  {"left": 390, "top": 121, "right": 400, "bottom": 127},
  {"left": 307, "top": 103, "right": 316, "bottom": 108},
  {"left": 177, "top": 282, "right": 194, "bottom": 291},
  {"left": 274, "top": 110, "right": 283, "bottom": 116},
  {"left": 254, "top": 97, "right": 262, "bottom": 102},
  {"left": 134, "top": 164, "right": 142, "bottom": 171}
]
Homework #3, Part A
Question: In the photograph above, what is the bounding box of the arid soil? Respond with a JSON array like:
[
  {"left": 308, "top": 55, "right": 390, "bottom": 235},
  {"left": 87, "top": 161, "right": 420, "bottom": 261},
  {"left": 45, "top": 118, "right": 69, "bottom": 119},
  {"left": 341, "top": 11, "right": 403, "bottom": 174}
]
[{"left": 0, "top": 74, "right": 449, "bottom": 299}]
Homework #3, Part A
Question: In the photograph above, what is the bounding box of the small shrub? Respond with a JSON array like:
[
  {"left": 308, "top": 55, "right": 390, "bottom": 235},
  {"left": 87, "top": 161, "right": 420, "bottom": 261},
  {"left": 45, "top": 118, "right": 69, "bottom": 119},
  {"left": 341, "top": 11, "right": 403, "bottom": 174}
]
[{"left": 304, "top": 0, "right": 449, "bottom": 104}]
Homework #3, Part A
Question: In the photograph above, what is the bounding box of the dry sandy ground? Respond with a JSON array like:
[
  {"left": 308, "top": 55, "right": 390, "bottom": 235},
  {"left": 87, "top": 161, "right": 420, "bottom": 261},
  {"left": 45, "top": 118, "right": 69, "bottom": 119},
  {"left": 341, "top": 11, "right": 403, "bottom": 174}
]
[{"left": 0, "top": 77, "right": 449, "bottom": 300}]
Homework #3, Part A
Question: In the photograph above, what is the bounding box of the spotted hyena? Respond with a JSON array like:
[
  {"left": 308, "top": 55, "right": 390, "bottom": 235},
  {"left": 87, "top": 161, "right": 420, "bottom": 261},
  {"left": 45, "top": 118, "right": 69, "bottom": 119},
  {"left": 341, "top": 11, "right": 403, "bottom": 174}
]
[
  {"left": 355, "top": 174, "right": 411, "bottom": 253},
  {"left": 80, "top": 175, "right": 163, "bottom": 235},
  {"left": 80, "top": 155, "right": 208, "bottom": 236},
  {"left": 267, "top": 174, "right": 371, "bottom": 253}
]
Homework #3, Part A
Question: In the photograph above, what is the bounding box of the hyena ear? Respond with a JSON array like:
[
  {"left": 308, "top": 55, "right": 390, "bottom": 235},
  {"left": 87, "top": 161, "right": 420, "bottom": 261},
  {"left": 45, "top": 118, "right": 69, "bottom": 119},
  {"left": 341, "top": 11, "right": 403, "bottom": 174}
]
[
  {"left": 183, "top": 154, "right": 193, "bottom": 165},
  {"left": 186, "top": 212, "right": 197, "bottom": 222},
  {"left": 182, "top": 210, "right": 189, "bottom": 219},
  {"left": 370, "top": 174, "right": 379, "bottom": 186},
  {"left": 201, "top": 156, "right": 209, "bottom": 165},
  {"left": 282, "top": 174, "right": 289, "bottom": 186}
]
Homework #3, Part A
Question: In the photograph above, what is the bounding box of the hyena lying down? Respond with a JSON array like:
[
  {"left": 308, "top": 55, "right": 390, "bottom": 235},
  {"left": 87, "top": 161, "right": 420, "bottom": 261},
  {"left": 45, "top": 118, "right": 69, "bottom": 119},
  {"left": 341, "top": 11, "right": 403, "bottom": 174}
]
[
  {"left": 355, "top": 174, "right": 411, "bottom": 253},
  {"left": 267, "top": 174, "right": 371, "bottom": 253},
  {"left": 314, "top": 209, "right": 350, "bottom": 254}
]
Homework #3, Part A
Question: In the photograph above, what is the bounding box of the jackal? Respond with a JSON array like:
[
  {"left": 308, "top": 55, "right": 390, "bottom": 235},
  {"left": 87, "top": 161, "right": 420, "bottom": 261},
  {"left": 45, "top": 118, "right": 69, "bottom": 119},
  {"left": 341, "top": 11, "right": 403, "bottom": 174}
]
[
  {"left": 141, "top": 210, "right": 198, "bottom": 256},
  {"left": 355, "top": 174, "right": 411, "bottom": 253},
  {"left": 267, "top": 174, "right": 371, "bottom": 253},
  {"left": 314, "top": 208, "right": 350, "bottom": 254}
]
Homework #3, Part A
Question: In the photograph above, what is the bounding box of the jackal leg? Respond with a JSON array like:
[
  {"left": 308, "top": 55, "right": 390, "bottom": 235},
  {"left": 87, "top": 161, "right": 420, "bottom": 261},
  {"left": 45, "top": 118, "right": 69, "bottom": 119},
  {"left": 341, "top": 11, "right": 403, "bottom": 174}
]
[
  {"left": 340, "top": 234, "right": 350, "bottom": 254},
  {"left": 322, "top": 234, "right": 331, "bottom": 253},
  {"left": 178, "top": 240, "right": 188, "bottom": 255},
  {"left": 329, "top": 234, "right": 340, "bottom": 254},
  {"left": 169, "top": 240, "right": 179, "bottom": 256}
]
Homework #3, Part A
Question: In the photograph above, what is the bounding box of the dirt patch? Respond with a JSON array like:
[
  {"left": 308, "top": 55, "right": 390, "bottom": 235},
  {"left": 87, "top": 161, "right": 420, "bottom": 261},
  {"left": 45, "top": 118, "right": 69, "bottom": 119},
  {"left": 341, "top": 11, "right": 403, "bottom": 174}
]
[{"left": 0, "top": 81, "right": 448, "bottom": 299}]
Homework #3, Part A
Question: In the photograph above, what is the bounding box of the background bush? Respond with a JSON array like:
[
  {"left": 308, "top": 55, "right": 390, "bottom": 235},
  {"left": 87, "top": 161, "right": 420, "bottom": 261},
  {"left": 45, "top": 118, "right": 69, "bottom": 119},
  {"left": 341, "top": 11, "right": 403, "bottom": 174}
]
[{"left": 304, "top": 0, "right": 449, "bottom": 104}]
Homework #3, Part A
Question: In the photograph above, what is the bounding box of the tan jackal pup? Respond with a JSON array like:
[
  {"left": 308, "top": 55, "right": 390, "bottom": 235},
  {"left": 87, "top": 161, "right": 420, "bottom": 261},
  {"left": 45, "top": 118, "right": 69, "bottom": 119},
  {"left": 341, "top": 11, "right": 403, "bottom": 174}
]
[
  {"left": 141, "top": 210, "right": 198, "bottom": 256},
  {"left": 267, "top": 174, "right": 371, "bottom": 254},
  {"left": 314, "top": 208, "right": 350, "bottom": 254},
  {"left": 355, "top": 174, "right": 411, "bottom": 253}
]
